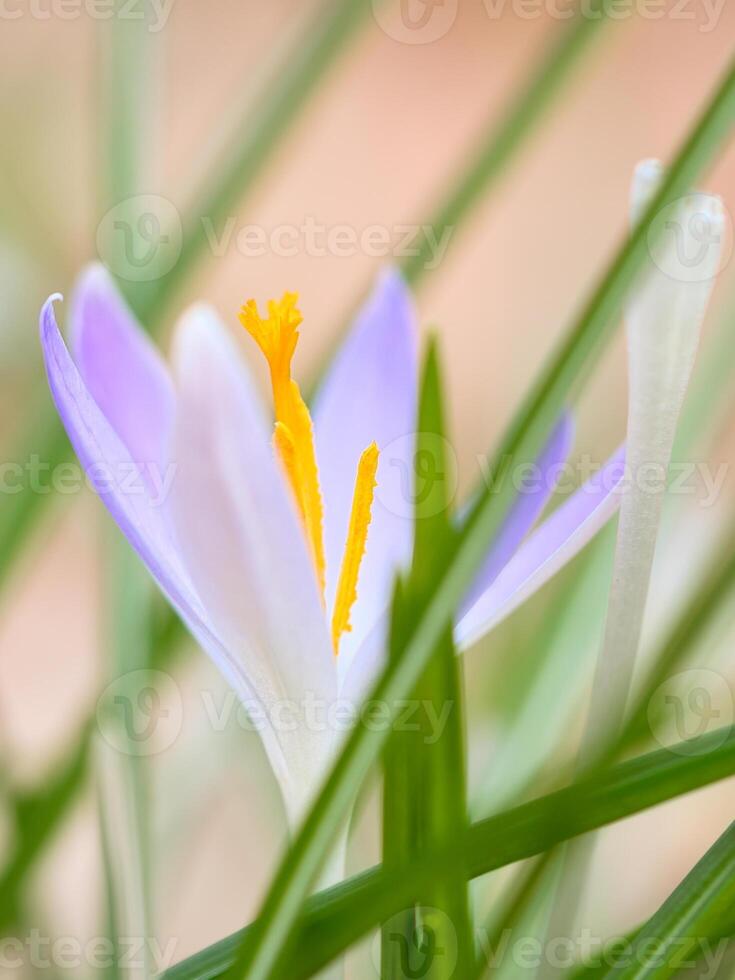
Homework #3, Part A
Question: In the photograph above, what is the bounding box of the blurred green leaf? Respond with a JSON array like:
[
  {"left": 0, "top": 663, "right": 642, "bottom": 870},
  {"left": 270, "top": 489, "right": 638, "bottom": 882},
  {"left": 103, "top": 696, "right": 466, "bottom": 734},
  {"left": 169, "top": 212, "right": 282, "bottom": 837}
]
[
  {"left": 599, "top": 821, "right": 735, "bottom": 980},
  {"left": 471, "top": 528, "right": 615, "bottom": 817},
  {"left": 221, "top": 58, "right": 735, "bottom": 980},
  {"left": 166, "top": 728, "right": 735, "bottom": 980},
  {"left": 96, "top": 531, "right": 155, "bottom": 979},
  {"left": 0, "top": 725, "right": 92, "bottom": 931},
  {"left": 381, "top": 340, "right": 472, "bottom": 979}
]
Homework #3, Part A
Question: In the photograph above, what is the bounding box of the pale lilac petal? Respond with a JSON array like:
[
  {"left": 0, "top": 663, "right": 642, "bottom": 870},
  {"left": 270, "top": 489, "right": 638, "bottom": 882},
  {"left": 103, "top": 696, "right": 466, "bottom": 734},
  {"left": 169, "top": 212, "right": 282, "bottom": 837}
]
[
  {"left": 338, "top": 613, "right": 388, "bottom": 712},
  {"left": 170, "top": 307, "right": 337, "bottom": 819},
  {"left": 41, "top": 294, "right": 293, "bottom": 793},
  {"left": 70, "top": 264, "right": 175, "bottom": 475},
  {"left": 313, "top": 268, "right": 418, "bottom": 666},
  {"left": 455, "top": 446, "right": 626, "bottom": 650},
  {"left": 459, "top": 412, "right": 575, "bottom": 617}
]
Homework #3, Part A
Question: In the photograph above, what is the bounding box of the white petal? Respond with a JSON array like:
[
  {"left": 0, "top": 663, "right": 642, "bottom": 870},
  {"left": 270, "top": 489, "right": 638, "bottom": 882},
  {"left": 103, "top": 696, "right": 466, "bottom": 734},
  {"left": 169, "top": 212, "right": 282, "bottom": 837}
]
[
  {"left": 581, "top": 160, "right": 724, "bottom": 761},
  {"left": 170, "top": 306, "right": 337, "bottom": 820}
]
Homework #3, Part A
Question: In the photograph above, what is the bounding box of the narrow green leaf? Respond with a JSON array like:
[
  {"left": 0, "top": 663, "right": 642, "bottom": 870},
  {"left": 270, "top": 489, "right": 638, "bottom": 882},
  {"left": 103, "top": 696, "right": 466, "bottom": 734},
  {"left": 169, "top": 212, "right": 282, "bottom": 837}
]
[
  {"left": 223, "top": 59, "right": 735, "bottom": 980},
  {"left": 472, "top": 854, "right": 554, "bottom": 980},
  {"left": 96, "top": 531, "right": 155, "bottom": 979},
  {"left": 0, "top": 726, "right": 92, "bottom": 930},
  {"left": 166, "top": 729, "right": 735, "bottom": 980},
  {"left": 0, "top": 592, "right": 182, "bottom": 927},
  {"left": 381, "top": 340, "right": 472, "bottom": 978},
  {"left": 471, "top": 528, "right": 615, "bottom": 817},
  {"left": 600, "top": 821, "right": 735, "bottom": 980}
]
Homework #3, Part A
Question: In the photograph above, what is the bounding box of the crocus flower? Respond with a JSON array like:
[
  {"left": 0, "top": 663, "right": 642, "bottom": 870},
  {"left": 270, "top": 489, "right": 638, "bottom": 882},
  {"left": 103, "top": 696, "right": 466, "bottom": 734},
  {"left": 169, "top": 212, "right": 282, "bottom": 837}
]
[{"left": 40, "top": 266, "right": 623, "bottom": 822}]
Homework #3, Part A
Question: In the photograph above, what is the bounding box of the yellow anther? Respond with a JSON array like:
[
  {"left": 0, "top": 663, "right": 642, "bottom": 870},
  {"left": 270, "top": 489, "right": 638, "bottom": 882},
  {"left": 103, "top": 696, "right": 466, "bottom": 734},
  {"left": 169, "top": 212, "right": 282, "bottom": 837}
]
[
  {"left": 240, "top": 294, "right": 326, "bottom": 599},
  {"left": 331, "top": 442, "right": 380, "bottom": 656}
]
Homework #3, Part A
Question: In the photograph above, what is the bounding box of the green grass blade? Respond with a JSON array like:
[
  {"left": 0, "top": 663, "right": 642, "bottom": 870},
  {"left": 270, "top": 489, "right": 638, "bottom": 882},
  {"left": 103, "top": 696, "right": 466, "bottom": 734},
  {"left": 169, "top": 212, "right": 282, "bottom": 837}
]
[
  {"left": 221, "top": 58, "right": 735, "bottom": 980},
  {"left": 96, "top": 8, "right": 157, "bottom": 970},
  {"left": 471, "top": 529, "right": 615, "bottom": 817},
  {"left": 0, "top": 725, "right": 92, "bottom": 930},
  {"left": 600, "top": 821, "right": 735, "bottom": 980},
  {"left": 96, "top": 531, "right": 155, "bottom": 978},
  {"left": 381, "top": 341, "right": 472, "bottom": 978},
  {"left": 166, "top": 729, "right": 735, "bottom": 980},
  {"left": 0, "top": 593, "right": 183, "bottom": 929}
]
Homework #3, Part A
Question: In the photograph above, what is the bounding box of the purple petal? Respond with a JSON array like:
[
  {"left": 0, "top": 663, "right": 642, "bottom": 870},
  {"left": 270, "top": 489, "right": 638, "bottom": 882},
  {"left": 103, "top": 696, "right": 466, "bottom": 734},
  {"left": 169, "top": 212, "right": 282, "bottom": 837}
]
[
  {"left": 313, "top": 268, "right": 418, "bottom": 665},
  {"left": 70, "top": 264, "right": 175, "bottom": 476},
  {"left": 459, "top": 412, "right": 575, "bottom": 617},
  {"left": 455, "top": 445, "right": 626, "bottom": 650},
  {"left": 40, "top": 294, "right": 292, "bottom": 786}
]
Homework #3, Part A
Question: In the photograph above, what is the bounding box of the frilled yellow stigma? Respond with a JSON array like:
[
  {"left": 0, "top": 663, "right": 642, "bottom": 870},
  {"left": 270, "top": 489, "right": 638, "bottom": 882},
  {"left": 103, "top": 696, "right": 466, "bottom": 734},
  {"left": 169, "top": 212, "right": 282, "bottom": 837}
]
[
  {"left": 240, "top": 293, "right": 326, "bottom": 597},
  {"left": 240, "top": 293, "right": 379, "bottom": 655}
]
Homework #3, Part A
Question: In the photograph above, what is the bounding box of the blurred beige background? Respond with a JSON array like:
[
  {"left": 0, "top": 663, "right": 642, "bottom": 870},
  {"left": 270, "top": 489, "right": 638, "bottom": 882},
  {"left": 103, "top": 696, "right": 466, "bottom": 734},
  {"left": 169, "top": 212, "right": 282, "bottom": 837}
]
[{"left": 1, "top": 0, "right": 735, "bottom": 975}]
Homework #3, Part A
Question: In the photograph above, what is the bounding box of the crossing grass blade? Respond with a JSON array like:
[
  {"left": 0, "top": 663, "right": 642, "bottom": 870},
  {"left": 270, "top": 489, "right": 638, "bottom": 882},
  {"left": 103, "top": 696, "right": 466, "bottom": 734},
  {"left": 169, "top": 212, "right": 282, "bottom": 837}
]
[
  {"left": 598, "top": 820, "right": 735, "bottom": 980},
  {"left": 220, "top": 57, "right": 735, "bottom": 980},
  {"left": 165, "top": 729, "right": 735, "bottom": 980},
  {"left": 381, "top": 340, "right": 472, "bottom": 979}
]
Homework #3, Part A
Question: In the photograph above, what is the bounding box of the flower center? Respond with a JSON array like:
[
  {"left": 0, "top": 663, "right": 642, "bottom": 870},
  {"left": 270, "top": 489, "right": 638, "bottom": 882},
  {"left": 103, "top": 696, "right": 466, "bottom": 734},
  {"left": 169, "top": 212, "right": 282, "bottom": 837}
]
[{"left": 240, "top": 293, "right": 379, "bottom": 655}]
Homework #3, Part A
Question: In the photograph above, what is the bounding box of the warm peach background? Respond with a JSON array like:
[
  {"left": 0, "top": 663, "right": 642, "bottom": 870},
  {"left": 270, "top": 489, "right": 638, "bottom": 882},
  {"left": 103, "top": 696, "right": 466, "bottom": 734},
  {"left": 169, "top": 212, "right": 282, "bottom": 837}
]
[{"left": 1, "top": 1, "right": 735, "bottom": 975}]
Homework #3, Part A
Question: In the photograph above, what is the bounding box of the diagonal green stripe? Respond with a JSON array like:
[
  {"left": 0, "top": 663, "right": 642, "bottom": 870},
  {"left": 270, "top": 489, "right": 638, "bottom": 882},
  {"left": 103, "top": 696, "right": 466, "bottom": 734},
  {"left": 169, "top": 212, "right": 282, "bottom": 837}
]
[{"left": 166, "top": 729, "right": 735, "bottom": 980}]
